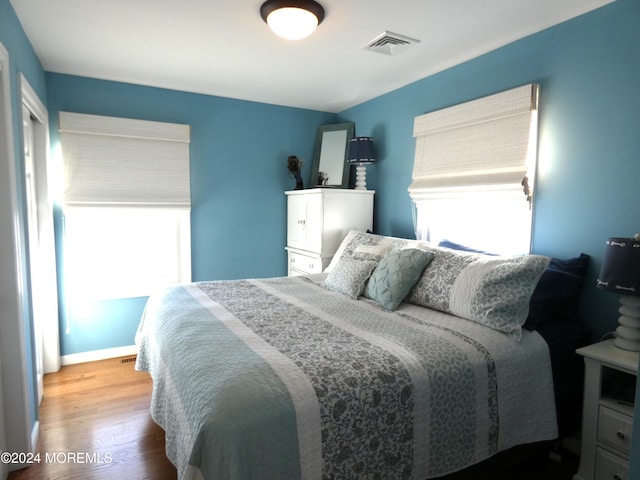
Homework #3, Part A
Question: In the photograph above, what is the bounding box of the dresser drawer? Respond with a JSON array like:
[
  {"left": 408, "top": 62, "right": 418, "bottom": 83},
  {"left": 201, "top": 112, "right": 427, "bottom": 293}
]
[
  {"left": 595, "top": 447, "right": 629, "bottom": 480},
  {"left": 288, "top": 251, "right": 324, "bottom": 275},
  {"left": 598, "top": 406, "right": 633, "bottom": 455}
]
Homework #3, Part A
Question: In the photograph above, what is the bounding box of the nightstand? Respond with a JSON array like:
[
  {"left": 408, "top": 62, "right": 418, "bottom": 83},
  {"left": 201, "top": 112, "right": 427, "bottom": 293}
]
[{"left": 573, "top": 339, "right": 638, "bottom": 480}]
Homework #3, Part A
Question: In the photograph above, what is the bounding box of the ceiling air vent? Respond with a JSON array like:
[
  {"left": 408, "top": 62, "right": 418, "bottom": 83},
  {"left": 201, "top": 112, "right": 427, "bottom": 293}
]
[{"left": 365, "top": 31, "right": 420, "bottom": 56}]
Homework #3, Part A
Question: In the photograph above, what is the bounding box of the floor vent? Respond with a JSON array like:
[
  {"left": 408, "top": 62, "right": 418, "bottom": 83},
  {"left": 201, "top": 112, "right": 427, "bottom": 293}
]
[
  {"left": 121, "top": 355, "right": 137, "bottom": 364},
  {"left": 365, "top": 31, "right": 420, "bottom": 56}
]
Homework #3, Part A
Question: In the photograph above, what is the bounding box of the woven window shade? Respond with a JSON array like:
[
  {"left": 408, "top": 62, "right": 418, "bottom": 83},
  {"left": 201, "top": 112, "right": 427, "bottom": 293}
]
[
  {"left": 59, "top": 112, "right": 190, "bottom": 207},
  {"left": 409, "top": 84, "right": 539, "bottom": 196}
]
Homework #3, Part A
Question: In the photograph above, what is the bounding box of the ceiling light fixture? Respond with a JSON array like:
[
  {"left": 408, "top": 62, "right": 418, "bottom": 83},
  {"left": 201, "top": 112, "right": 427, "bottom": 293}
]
[{"left": 260, "top": 0, "right": 325, "bottom": 41}]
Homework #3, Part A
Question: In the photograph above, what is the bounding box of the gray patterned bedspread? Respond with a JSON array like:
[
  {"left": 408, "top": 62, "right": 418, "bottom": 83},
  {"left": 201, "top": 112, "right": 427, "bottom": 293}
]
[{"left": 135, "top": 275, "right": 557, "bottom": 480}]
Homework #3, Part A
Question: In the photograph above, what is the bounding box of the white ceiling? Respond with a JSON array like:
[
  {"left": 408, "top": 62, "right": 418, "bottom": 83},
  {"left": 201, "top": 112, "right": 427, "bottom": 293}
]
[{"left": 11, "top": 0, "right": 614, "bottom": 113}]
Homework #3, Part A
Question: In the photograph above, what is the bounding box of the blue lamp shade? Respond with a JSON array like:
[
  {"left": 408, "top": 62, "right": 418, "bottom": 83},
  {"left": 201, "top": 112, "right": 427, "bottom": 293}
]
[
  {"left": 348, "top": 137, "right": 376, "bottom": 165},
  {"left": 597, "top": 236, "right": 640, "bottom": 351},
  {"left": 347, "top": 137, "right": 375, "bottom": 190}
]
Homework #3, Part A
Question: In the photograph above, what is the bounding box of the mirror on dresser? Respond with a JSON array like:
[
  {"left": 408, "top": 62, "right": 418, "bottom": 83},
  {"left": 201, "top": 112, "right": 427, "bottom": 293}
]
[{"left": 310, "top": 122, "right": 354, "bottom": 188}]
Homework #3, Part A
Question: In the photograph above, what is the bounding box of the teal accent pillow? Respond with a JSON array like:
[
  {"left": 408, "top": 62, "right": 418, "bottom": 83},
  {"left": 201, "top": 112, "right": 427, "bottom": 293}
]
[
  {"left": 364, "top": 248, "right": 435, "bottom": 311},
  {"left": 323, "top": 257, "right": 378, "bottom": 299}
]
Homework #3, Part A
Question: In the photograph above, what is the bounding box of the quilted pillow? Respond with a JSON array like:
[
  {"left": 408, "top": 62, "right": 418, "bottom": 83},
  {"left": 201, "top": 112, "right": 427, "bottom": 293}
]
[
  {"left": 364, "top": 248, "right": 435, "bottom": 311},
  {"left": 407, "top": 245, "right": 550, "bottom": 340},
  {"left": 323, "top": 257, "right": 378, "bottom": 299}
]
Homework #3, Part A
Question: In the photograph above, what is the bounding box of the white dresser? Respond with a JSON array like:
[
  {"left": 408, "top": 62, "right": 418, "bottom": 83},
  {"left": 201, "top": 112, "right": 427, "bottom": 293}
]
[
  {"left": 574, "top": 340, "right": 638, "bottom": 480},
  {"left": 285, "top": 188, "right": 374, "bottom": 276}
]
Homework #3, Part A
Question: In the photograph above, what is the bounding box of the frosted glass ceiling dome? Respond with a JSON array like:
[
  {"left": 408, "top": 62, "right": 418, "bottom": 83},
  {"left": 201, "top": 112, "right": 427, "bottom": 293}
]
[{"left": 260, "top": 0, "right": 325, "bottom": 41}]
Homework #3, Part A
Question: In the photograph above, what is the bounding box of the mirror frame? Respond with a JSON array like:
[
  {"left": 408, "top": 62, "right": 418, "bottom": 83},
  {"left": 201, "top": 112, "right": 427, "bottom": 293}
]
[{"left": 310, "top": 122, "right": 355, "bottom": 189}]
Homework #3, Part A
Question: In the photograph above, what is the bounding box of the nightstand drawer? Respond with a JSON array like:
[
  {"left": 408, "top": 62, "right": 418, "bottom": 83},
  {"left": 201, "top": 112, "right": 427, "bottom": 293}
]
[
  {"left": 288, "top": 251, "right": 323, "bottom": 274},
  {"left": 598, "top": 406, "right": 633, "bottom": 454},
  {"left": 595, "top": 447, "right": 628, "bottom": 480}
]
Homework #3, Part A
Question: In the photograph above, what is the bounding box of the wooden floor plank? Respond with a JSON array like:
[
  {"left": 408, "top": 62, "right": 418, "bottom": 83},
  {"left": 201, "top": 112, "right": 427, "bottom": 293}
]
[{"left": 8, "top": 357, "right": 177, "bottom": 480}]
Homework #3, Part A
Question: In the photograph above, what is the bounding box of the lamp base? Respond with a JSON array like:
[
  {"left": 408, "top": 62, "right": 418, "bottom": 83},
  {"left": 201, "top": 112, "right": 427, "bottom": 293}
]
[
  {"left": 612, "top": 295, "right": 640, "bottom": 351},
  {"left": 354, "top": 164, "right": 368, "bottom": 190}
]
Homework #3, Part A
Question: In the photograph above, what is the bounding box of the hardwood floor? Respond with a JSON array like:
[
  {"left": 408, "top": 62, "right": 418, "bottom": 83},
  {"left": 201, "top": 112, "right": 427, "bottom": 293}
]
[{"left": 8, "top": 357, "right": 176, "bottom": 480}]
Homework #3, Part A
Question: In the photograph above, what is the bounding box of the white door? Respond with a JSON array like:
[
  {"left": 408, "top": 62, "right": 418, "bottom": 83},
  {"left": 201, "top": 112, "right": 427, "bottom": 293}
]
[
  {"left": 287, "top": 194, "right": 307, "bottom": 249},
  {"left": 23, "top": 104, "right": 44, "bottom": 404},
  {"left": 303, "top": 194, "right": 323, "bottom": 253},
  {"left": 287, "top": 193, "right": 323, "bottom": 252}
]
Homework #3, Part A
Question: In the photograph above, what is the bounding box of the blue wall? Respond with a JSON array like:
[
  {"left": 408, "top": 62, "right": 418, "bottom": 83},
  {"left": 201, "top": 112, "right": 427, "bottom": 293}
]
[
  {"left": 45, "top": 73, "right": 336, "bottom": 355},
  {"left": 339, "top": 0, "right": 640, "bottom": 341}
]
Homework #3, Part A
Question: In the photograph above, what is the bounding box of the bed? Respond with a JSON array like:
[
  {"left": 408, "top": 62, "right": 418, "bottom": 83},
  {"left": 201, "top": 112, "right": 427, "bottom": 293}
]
[{"left": 135, "top": 230, "right": 591, "bottom": 480}]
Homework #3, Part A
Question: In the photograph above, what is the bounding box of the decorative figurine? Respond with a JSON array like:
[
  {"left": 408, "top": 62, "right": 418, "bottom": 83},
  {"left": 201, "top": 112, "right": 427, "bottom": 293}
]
[{"left": 287, "top": 155, "right": 304, "bottom": 190}]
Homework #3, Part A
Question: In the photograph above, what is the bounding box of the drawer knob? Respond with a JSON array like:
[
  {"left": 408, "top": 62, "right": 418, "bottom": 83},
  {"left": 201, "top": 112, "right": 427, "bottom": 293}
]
[
  {"left": 297, "top": 219, "right": 306, "bottom": 225},
  {"left": 613, "top": 474, "right": 623, "bottom": 480},
  {"left": 616, "top": 431, "right": 626, "bottom": 440}
]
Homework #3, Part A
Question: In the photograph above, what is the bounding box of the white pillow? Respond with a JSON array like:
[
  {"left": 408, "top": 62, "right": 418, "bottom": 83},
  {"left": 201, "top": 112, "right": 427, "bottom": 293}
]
[{"left": 323, "top": 257, "right": 378, "bottom": 299}]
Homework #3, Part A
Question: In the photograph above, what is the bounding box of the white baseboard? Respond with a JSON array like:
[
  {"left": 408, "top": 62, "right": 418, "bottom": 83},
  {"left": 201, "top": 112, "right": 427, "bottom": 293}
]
[
  {"left": 31, "top": 419, "right": 39, "bottom": 452},
  {"left": 61, "top": 345, "right": 138, "bottom": 366}
]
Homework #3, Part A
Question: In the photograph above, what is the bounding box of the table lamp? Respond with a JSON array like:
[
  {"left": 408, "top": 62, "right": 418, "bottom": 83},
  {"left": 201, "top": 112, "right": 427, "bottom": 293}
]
[
  {"left": 347, "top": 137, "right": 375, "bottom": 190},
  {"left": 596, "top": 234, "right": 640, "bottom": 351}
]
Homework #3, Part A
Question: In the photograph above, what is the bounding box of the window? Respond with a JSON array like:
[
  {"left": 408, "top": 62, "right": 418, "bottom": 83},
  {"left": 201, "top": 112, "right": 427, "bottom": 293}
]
[
  {"left": 59, "top": 112, "right": 191, "bottom": 300},
  {"left": 63, "top": 207, "right": 190, "bottom": 300},
  {"left": 409, "top": 84, "right": 539, "bottom": 255}
]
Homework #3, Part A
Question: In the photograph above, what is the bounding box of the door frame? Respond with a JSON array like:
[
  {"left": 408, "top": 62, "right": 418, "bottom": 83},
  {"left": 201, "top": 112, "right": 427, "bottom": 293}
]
[
  {"left": 20, "top": 74, "right": 60, "bottom": 380},
  {"left": 0, "top": 42, "right": 35, "bottom": 466}
]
